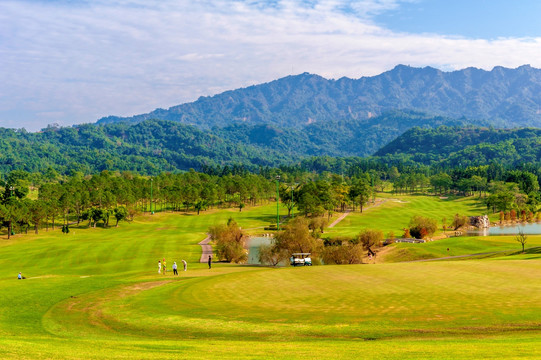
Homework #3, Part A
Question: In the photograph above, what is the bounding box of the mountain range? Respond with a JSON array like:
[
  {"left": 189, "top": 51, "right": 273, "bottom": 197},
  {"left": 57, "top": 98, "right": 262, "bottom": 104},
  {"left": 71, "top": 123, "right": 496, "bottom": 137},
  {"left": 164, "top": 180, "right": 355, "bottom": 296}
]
[
  {"left": 4, "top": 64, "right": 541, "bottom": 175},
  {"left": 98, "top": 64, "right": 541, "bottom": 129}
]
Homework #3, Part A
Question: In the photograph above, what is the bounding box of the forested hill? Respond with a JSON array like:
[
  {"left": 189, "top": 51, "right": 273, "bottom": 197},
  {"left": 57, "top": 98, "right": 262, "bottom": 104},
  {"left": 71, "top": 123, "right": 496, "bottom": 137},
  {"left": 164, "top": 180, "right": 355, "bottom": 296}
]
[
  {"left": 0, "top": 113, "right": 468, "bottom": 175},
  {"left": 98, "top": 65, "right": 541, "bottom": 129},
  {"left": 0, "top": 121, "right": 287, "bottom": 175},
  {"left": 375, "top": 126, "right": 541, "bottom": 168}
]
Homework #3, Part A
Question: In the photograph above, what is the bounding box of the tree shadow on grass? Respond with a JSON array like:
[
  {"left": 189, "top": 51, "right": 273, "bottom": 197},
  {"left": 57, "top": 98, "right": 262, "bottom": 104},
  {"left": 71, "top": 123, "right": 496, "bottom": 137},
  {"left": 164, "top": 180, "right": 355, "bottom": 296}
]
[{"left": 507, "top": 246, "right": 541, "bottom": 259}]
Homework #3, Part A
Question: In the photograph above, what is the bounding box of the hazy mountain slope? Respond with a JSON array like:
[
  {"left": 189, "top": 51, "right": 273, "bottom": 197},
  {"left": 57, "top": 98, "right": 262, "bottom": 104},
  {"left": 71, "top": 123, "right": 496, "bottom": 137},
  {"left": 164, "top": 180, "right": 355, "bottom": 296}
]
[{"left": 97, "top": 65, "right": 541, "bottom": 129}]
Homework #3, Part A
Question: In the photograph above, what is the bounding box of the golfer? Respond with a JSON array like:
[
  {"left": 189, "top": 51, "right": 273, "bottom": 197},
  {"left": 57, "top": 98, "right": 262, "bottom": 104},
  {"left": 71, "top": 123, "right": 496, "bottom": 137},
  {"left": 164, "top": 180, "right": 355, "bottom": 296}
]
[
  {"left": 173, "top": 262, "right": 178, "bottom": 276},
  {"left": 158, "top": 260, "right": 161, "bottom": 274},
  {"left": 182, "top": 259, "right": 187, "bottom": 271},
  {"left": 208, "top": 255, "right": 212, "bottom": 269}
]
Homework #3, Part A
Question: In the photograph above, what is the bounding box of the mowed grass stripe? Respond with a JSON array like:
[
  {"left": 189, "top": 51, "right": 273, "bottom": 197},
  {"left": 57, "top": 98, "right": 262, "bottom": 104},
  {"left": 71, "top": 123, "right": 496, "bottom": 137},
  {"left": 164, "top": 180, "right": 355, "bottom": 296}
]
[
  {"left": 331, "top": 195, "right": 485, "bottom": 237},
  {"left": 43, "top": 260, "right": 540, "bottom": 343},
  {"left": 1, "top": 201, "right": 540, "bottom": 359}
]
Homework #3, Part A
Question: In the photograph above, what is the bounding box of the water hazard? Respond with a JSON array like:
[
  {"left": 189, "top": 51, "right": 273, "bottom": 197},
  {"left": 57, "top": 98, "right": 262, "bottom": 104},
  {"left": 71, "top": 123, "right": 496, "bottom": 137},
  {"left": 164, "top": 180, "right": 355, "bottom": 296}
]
[
  {"left": 467, "top": 222, "right": 541, "bottom": 236},
  {"left": 246, "top": 236, "right": 273, "bottom": 265}
]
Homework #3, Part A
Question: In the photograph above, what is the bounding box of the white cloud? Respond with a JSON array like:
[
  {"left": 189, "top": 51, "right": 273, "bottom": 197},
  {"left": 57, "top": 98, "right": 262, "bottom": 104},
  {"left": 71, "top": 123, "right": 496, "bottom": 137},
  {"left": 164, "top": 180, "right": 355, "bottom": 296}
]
[{"left": 1, "top": 0, "right": 540, "bottom": 130}]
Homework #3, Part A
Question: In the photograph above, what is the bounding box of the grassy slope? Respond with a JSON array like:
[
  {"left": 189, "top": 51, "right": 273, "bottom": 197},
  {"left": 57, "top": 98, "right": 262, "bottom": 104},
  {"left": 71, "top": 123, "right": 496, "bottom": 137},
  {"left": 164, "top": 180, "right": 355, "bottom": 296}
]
[
  {"left": 328, "top": 194, "right": 486, "bottom": 237},
  {"left": 0, "top": 200, "right": 540, "bottom": 359}
]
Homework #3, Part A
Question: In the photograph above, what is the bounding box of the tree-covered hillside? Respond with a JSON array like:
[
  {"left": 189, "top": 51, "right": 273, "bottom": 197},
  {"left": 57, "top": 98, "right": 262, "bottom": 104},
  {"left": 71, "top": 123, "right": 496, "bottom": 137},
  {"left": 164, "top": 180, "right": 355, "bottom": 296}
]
[
  {"left": 0, "top": 121, "right": 290, "bottom": 175},
  {"left": 376, "top": 126, "right": 541, "bottom": 168},
  {"left": 0, "top": 112, "right": 471, "bottom": 175},
  {"left": 4, "top": 119, "right": 541, "bottom": 176}
]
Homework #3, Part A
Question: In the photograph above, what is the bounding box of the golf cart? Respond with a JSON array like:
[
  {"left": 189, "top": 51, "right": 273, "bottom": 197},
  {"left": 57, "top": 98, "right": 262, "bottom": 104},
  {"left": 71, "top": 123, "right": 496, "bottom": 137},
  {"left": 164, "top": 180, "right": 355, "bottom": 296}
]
[{"left": 290, "top": 253, "right": 312, "bottom": 266}]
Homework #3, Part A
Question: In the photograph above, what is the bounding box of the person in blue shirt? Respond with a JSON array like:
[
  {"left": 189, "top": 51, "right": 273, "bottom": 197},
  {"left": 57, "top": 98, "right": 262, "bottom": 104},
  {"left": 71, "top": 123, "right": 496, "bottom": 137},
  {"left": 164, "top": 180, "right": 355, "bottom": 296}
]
[{"left": 18, "top": 272, "right": 25, "bottom": 280}]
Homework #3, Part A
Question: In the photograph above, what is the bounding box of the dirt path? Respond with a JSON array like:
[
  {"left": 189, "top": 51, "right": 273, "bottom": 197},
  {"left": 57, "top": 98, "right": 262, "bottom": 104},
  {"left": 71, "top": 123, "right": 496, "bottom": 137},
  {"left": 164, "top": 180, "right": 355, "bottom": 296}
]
[
  {"left": 198, "top": 234, "right": 212, "bottom": 263},
  {"left": 328, "top": 199, "right": 388, "bottom": 229},
  {"left": 328, "top": 210, "right": 351, "bottom": 228}
]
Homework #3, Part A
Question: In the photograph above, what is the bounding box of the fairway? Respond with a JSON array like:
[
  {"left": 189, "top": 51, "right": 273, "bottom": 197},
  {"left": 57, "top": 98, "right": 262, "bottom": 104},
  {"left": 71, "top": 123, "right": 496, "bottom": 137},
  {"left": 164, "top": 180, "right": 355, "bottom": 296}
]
[
  {"left": 329, "top": 195, "right": 485, "bottom": 237},
  {"left": 1, "top": 202, "right": 540, "bottom": 359}
]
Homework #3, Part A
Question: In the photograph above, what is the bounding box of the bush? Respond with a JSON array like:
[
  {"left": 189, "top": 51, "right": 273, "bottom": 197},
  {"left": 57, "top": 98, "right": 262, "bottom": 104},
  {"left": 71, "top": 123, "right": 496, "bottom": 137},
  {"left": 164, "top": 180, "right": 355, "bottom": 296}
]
[
  {"left": 452, "top": 213, "right": 469, "bottom": 230},
  {"left": 322, "top": 242, "right": 363, "bottom": 265},
  {"left": 309, "top": 217, "right": 328, "bottom": 233},
  {"left": 259, "top": 243, "right": 288, "bottom": 266},
  {"left": 209, "top": 218, "right": 248, "bottom": 263},
  {"left": 357, "top": 229, "right": 383, "bottom": 251},
  {"left": 274, "top": 217, "right": 322, "bottom": 256},
  {"left": 403, "top": 228, "right": 411, "bottom": 238},
  {"left": 409, "top": 215, "right": 437, "bottom": 239}
]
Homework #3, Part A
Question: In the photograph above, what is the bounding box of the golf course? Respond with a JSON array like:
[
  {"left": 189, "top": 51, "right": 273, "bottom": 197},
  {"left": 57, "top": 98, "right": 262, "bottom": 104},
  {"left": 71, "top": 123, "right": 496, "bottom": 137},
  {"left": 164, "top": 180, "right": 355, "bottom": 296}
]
[{"left": 1, "top": 196, "right": 540, "bottom": 359}]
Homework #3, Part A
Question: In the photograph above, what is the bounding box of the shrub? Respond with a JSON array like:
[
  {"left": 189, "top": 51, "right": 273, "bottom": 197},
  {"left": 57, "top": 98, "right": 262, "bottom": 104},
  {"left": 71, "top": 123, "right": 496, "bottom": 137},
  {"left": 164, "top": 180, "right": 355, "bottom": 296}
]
[
  {"left": 357, "top": 229, "right": 383, "bottom": 252},
  {"left": 322, "top": 242, "right": 363, "bottom": 265},
  {"left": 452, "top": 214, "right": 469, "bottom": 230},
  {"left": 274, "top": 217, "right": 322, "bottom": 256},
  {"left": 403, "top": 228, "right": 411, "bottom": 238},
  {"left": 259, "top": 244, "right": 289, "bottom": 267},
  {"left": 209, "top": 218, "right": 248, "bottom": 263},
  {"left": 409, "top": 215, "right": 437, "bottom": 239},
  {"left": 309, "top": 217, "right": 328, "bottom": 234}
]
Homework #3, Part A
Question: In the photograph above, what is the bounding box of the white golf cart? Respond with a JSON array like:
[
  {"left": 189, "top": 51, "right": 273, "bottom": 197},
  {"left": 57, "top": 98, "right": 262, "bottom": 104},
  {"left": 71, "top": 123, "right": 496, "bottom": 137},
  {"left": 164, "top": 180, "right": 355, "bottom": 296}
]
[{"left": 290, "top": 253, "right": 312, "bottom": 266}]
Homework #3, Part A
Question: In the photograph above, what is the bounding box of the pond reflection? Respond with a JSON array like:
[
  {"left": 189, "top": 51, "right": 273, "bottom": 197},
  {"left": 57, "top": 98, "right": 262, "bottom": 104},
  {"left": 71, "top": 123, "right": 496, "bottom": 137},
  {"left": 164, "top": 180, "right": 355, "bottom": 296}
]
[
  {"left": 467, "top": 222, "right": 541, "bottom": 236},
  {"left": 246, "top": 236, "right": 273, "bottom": 264}
]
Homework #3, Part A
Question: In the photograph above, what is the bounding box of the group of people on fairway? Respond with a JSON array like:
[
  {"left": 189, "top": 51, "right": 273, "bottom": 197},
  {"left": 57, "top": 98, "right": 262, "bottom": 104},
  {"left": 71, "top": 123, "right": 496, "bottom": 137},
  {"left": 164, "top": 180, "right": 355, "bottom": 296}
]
[
  {"left": 158, "top": 258, "right": 187, "bottom": 275},
  {"left": 157, "top": 256, "right": 212, "bottom": 274}
]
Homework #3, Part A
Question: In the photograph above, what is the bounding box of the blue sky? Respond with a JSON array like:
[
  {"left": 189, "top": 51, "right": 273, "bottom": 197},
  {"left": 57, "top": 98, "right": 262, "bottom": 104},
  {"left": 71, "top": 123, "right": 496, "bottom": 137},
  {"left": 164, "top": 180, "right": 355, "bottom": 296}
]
[
  {"left": 1, "top": 0, "right": 541, "bottom": 131},
  {"left": 376, "top": 0, "right": 541, "bottom": 39}
]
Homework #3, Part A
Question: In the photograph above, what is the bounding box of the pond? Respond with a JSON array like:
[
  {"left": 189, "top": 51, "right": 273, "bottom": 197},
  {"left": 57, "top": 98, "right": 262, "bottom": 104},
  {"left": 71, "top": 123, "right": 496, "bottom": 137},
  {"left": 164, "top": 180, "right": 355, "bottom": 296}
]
[
  {"left": 467, "top": 222, "right": 541, "bottom": 236},
  {"left": 246, "top": 236, "right": 273, "bottom": 265}
]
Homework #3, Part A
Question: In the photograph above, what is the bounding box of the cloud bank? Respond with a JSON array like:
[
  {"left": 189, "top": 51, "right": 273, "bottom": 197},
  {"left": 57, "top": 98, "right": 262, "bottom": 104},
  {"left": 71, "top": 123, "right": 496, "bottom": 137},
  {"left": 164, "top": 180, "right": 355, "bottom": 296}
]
[{"left": 1, "top": 0, "right": 541, "bottom": 130}]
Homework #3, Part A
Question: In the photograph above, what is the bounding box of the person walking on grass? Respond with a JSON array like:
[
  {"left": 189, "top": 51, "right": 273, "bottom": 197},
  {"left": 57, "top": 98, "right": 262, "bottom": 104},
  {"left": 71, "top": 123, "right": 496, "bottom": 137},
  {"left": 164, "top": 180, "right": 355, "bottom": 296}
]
[
  {"left": 158, "top": 260, "right": 161, "bottom": 274},
  {"left": 173, "top": 261, "right": 178, "bottom": 276},
  {"left": 182, "top": 259, "right": 187, "bottom": 272},
  {"left": 163, "top": 258, "right": 167, "bottom": 275},
  {"left": 208, "top": 255, "right": 212, "bottom": 269}
]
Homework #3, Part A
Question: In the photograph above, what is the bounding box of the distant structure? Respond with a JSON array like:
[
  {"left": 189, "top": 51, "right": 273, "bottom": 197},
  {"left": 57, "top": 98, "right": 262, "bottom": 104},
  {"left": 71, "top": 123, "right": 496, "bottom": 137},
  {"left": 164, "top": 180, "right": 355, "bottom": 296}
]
[{"left": 470, "top": 215, "right": 490, "bottom": 228}]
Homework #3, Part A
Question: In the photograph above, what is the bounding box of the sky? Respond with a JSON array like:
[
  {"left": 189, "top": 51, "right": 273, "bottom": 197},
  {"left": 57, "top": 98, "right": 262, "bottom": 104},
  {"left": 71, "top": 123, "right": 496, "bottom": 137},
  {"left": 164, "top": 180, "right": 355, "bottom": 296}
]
[{"left": 1, "top": 0, "right": 541, "bottom": 131}]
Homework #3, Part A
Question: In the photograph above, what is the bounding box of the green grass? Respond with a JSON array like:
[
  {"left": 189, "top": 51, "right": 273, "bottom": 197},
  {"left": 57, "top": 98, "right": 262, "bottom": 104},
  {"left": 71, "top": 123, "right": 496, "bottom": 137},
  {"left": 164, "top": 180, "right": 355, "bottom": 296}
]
[
  {"left": 382, "top": 235, "right": 541, "bottom": 262},
  {"left": 329, "top": 194, "right": 486, "bottom": 237},
  {"left": 0, "top": 201, "right": 540, "bottom": 359}
]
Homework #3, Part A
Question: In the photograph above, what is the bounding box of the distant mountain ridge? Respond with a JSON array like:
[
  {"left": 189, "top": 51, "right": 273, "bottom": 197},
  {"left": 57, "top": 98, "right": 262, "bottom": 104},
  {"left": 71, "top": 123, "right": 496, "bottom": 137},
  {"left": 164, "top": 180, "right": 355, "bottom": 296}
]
[{"left": 98, "top": 64, "right": 541, "bottom": 129}]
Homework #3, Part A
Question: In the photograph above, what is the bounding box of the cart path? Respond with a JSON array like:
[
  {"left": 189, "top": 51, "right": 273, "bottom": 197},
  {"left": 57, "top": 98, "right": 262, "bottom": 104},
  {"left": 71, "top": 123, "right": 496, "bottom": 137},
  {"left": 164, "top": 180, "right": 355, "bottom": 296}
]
[
  {"left": 198, "top": 234, "right": 213, "bottom": 263},
  {"left": 328, "top": 210, "right": 351, "bottom": 228},
  {"left": 328, "top": 199, "right": 388, "bottom": 229}
]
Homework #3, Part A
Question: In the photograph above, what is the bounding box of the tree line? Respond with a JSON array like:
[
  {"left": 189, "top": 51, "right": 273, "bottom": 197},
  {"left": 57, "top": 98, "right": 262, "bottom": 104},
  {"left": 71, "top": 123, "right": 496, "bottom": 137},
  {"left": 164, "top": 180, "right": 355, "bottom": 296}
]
[{"left": 2, "top": 160, "right": 541, "bottom": 239}]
